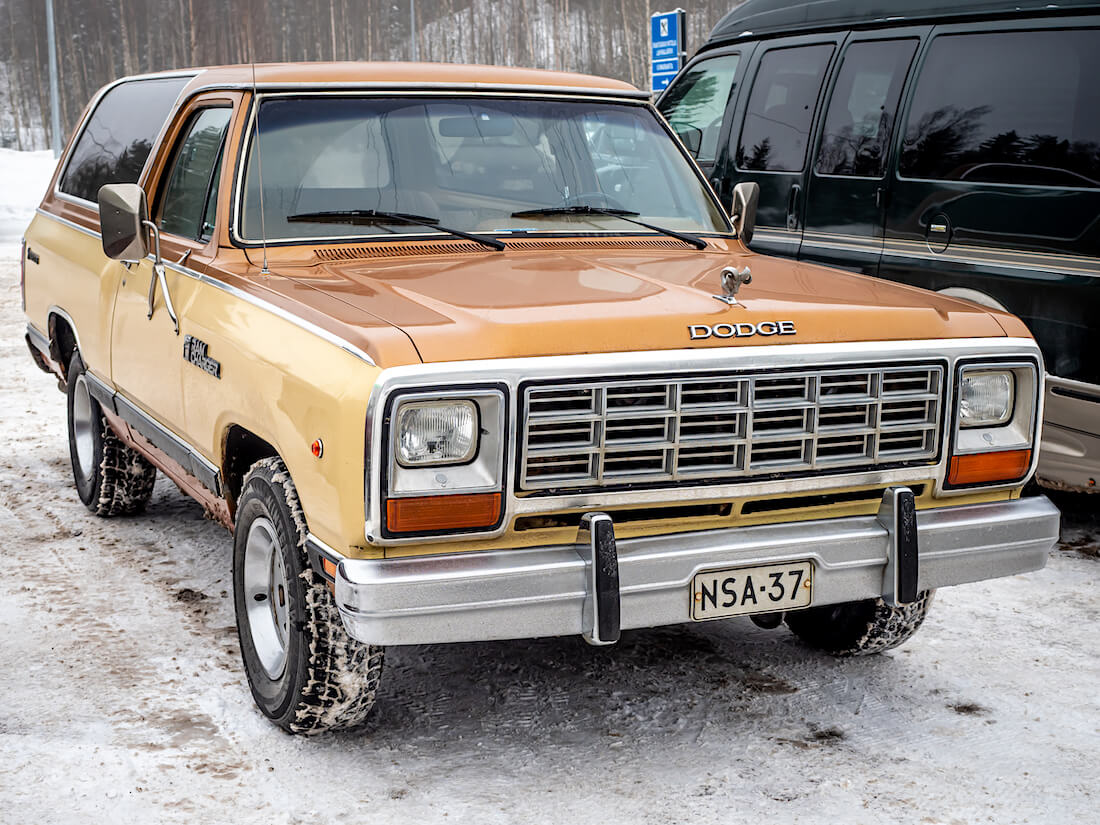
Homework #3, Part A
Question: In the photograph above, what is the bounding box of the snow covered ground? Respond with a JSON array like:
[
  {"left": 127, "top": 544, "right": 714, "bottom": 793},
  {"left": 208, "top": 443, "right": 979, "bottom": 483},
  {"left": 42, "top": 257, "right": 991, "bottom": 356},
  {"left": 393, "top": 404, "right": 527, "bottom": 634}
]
[
  {"left": 0, "top": 148, "right": 56, "bottom": 244},
  {"left": 0, "top": 151, "right": 1097, "bottom": 824}
]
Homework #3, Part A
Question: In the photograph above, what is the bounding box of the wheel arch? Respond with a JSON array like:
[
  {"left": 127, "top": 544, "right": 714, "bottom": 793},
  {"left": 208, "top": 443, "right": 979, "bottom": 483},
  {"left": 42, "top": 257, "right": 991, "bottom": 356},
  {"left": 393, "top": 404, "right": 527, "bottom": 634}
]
[
  {"left": 222, "top": 424, "right": 281, "bottom": 514},
  {"left": 47, "top": 307, "right": 81, "bottom": 381}
]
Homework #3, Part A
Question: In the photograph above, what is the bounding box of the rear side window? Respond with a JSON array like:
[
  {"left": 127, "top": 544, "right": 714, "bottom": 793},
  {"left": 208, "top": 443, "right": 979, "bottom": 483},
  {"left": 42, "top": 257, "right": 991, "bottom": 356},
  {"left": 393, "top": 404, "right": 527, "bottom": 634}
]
[
  {"left": 816, "top": 39, "right": 917, "bottom": 177},
  {"left": 659, "top": 54, "right": 741, "bottom": 163},
  {"left": 158, "top": 108, "right": 232, "bottom": 241},
  {"left": 900, "top": 29, "right": 1100, "bottom": 187},
  {"left": 737, "top": 44, "right": 834, "bottom": 172},
  {"left": 59, "top": 77, "right": 190, "bottom": 204}
]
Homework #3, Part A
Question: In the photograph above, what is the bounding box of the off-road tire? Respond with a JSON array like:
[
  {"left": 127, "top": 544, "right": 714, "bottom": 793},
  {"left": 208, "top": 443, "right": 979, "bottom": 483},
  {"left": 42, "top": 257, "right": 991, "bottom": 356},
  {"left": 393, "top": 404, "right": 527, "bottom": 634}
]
[
  {"left": 66, "top": 352, "right": 157, "bottom": 516},
  {"left": 233, "top": 457, "right": 384, "bottom": 734},
  {"left": 785, "top": 591, "right": 935, "bottom": 656}
]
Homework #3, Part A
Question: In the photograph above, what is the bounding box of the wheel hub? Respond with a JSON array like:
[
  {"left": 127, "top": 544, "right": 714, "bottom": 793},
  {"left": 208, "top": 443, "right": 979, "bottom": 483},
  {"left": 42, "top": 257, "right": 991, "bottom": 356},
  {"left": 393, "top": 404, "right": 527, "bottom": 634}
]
[
  {"left": 243, "top": 517, "right": 291, "bottom": 680},
  {"left": 71, "top": 373, "right": 95, "bottom": 479}
]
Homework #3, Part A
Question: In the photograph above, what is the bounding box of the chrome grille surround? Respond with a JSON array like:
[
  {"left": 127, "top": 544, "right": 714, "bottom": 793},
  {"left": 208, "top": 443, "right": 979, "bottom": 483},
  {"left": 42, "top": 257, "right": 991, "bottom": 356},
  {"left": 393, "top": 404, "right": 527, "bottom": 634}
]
[{"left": 520, "top": 365, "right": 944, "bottom": 491}]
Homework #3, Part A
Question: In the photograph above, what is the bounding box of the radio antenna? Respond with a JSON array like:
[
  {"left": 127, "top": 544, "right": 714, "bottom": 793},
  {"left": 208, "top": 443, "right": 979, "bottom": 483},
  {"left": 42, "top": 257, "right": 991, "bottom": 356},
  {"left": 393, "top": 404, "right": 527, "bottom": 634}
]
[{"left": 250, "top": 61, "right": 270, "bottom": 275}]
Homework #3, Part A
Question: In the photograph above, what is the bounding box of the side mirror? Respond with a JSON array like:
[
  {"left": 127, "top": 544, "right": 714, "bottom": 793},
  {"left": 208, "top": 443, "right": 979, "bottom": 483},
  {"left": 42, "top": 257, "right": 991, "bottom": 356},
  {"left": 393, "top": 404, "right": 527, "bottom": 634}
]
[
  {"left": 98, "top": 183, "right": 149, "bottom": 261},
  {"left": 677, "top": 126, "right": 702, "bottom": 157},
  {"left": 730, "top": 181, "right": 759, "bottom": 247}
]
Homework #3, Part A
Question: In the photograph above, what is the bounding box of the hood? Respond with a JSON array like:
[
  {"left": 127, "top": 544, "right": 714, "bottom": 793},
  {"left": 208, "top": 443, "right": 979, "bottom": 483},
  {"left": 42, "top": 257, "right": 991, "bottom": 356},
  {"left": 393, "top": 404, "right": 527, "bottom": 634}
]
[{"left": 274, "top": 240, "right": 1009, "bottom": 364}]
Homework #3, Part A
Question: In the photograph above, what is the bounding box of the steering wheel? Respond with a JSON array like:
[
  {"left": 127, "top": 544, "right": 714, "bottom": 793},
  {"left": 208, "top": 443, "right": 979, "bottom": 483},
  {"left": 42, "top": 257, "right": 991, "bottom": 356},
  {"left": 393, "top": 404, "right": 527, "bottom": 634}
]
[{"left": 562, "top": 191, "right": 629, "bottom": 212}]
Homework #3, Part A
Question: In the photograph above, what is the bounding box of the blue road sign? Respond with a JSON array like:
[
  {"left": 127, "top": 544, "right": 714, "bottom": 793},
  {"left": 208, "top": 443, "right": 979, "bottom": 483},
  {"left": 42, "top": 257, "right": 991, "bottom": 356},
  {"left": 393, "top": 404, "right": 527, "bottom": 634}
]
[{"left": 650, "top": 9, "right": 685, "bottom": 93}]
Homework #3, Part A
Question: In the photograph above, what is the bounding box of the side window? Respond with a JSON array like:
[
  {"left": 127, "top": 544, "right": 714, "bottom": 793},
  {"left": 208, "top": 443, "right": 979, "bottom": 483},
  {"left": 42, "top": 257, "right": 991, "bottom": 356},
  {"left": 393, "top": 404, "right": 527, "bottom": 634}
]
[
  {"left": 900, "top": 29, "right": 1100, "bottom": 187},
  {"left": 816, "top": 39, "right": 917, "bottom": 177},
  {"left": 658, "top": 54, "right": 741, "bottom": 163},
  {"left": 159, "top": 108, "right": 232, "bottom": 240},
  {"left": 58, "top": 77, "right": 190, "bottom": 203},
  {"left": 736, "top": 44, "right": 834, "bottom": 172}
]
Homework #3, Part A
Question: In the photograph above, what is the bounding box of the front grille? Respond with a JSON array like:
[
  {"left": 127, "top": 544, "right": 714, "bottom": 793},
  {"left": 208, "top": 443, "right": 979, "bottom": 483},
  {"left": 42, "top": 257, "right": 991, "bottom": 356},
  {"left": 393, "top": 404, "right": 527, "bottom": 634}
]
[{"left": 519, "top": 364, "right": 943, "bottom": 491}]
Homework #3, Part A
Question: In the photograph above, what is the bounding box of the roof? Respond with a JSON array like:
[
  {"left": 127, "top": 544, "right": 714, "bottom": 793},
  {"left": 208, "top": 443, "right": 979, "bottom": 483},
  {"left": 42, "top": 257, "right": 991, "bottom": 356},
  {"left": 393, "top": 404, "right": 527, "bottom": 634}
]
[
  {"left": 148, "top": 61, "right": 647, "bottom": 100},
  {"left": 708, "top": 0, "right": 1100, "bottom": 43}
]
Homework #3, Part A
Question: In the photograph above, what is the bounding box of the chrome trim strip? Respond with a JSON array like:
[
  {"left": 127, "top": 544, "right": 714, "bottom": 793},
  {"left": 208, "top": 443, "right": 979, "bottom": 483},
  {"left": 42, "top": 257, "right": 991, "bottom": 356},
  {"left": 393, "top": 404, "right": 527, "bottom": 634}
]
[
  {"left": 336, "top": 495, "right": 1059, "bottom": 646},
  {"left": 33, "top": 208, "right": 377, "bottom": 367},
  {"left": 363, "top": 337, "right": 1045, "bottom": 546},
  {"left": 36, "top": 208, "right": 98, "bottom": 239}
]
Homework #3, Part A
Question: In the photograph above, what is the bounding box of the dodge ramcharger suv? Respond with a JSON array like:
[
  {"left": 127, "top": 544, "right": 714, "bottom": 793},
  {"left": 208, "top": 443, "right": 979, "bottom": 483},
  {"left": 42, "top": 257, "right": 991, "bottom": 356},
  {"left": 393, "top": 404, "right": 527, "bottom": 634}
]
[{"left": 21, "top": 63, "right": 1060, "bottom": 733}]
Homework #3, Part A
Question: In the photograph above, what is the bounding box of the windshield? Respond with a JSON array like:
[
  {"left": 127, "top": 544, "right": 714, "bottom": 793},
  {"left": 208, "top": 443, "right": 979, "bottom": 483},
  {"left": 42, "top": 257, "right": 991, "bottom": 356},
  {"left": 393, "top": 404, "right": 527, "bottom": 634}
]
[{"left": 238, "top": 95, "right": 730, "bottom": 242}]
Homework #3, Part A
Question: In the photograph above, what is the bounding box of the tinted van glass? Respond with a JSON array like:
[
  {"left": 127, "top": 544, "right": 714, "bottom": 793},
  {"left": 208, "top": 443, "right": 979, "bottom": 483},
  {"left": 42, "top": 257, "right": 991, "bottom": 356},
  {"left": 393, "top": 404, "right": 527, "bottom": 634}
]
[
  {"left": 659, "top": 54, "right": 741, "bottom": 163},
  {"left": 900, "top": 29, "right": 1100, "bottom": 187},
  {"left": 737, "top": 44, "right": 833, "bottom": 172},
  {"left": 59, "top": 77, "right": 190, "bottom": 203},
  {"left": 816, "top": 39, "right": 917, "bottom": 177}
]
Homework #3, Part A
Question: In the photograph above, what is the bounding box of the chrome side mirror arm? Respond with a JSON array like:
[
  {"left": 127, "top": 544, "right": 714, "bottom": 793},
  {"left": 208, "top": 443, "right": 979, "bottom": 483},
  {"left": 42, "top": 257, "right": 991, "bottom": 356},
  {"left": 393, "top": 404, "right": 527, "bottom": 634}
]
[{"left": 141, "top": 220, "right": 179, "bottom": 335}]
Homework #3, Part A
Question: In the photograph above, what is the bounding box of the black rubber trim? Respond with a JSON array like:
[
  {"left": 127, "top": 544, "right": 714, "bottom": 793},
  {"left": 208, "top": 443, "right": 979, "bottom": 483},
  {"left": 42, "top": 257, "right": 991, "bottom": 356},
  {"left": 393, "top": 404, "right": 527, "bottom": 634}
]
[
  {"left": 591, "top": 516, "right": 621, "bottom": 643},
  {"left": 895, "top": 488, "right": 919, "bottom": 605}
]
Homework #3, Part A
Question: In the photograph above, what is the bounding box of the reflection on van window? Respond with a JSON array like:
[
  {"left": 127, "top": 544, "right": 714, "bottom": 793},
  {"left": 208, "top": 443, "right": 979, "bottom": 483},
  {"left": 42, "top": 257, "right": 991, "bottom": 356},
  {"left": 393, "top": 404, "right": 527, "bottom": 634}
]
[
  {"left": 737, "top": 44, "right": 833, "bottom": 172},
  {"left": 159, "top": 108, "right": 231, "bottom": 240},
  {"left": 816, "top": 39, "right": 916, "bottom": 178},
  {"left": 59, "top": 78, "right": 189, "bottom": 203},
  {"left": 900, "top": 29, "right": 1100, "bottom": 187},
  {"left": 659, "top": 54, "right": 741, "bottom": 163}
]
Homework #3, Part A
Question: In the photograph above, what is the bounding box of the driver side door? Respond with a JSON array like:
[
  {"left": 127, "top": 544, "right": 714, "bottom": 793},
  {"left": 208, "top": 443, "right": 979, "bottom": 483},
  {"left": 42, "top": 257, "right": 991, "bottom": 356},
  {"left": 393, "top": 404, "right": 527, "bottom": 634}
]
[{"left": 110, "top": 97, "right": 235, "bottom": 454}]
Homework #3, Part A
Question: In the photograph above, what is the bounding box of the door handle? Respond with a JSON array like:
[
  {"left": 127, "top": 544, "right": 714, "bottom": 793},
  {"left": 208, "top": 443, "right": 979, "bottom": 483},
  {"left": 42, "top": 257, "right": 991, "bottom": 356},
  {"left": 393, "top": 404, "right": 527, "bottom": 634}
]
[
  {"left": 787, "top": 184, "right": 802, "bottom": 231},
  {"left": 141, "top": 220, "right": 180, "bottom": 335}
]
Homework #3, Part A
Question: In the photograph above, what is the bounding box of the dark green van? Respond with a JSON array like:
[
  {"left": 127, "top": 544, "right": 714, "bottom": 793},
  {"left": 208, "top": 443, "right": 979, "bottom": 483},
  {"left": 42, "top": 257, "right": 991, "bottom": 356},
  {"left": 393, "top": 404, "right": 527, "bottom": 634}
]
[{"left": 658, "top": 0, "right": 1100, "bottom": 493}]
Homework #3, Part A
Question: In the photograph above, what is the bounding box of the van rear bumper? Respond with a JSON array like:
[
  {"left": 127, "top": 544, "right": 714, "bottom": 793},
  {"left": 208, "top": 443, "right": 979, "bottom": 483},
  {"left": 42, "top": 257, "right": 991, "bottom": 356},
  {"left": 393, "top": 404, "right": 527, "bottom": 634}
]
[{"left": 333, "top": 495, "right": 1060, "bottom": 646}]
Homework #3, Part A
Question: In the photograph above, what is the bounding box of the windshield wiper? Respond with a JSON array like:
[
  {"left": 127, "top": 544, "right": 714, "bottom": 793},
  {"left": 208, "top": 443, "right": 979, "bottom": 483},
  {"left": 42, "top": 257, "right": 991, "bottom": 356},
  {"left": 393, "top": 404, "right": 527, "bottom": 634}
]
[
  {"left": 286, "top": 209, "right": 505, "bottom": 251},
  {"left": 510, "top": 205, "right": 708, "bottom": 250}
]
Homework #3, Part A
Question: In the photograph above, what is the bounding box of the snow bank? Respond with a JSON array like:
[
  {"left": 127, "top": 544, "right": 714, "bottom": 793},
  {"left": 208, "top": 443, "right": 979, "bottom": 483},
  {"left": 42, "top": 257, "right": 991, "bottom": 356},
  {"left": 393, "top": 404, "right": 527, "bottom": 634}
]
[{"left": 0, "top": 148, "right": 57, "bottom": 245}]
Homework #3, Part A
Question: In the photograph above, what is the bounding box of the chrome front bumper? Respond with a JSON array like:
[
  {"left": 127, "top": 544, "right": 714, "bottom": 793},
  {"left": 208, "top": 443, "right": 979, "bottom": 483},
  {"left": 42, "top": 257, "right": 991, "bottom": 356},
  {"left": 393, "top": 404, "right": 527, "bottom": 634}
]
[{"left": 333, "top": 494, "right": 1060, "bottom": 646}]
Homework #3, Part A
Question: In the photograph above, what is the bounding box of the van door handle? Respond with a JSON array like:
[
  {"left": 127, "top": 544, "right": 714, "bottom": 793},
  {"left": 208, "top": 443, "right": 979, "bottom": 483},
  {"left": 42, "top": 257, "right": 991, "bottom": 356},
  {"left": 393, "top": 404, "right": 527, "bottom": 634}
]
[
  {"left": 786, "top": 184, "right": 802, "bottom": 231},
  {"left": 147, "top": 261, "right": 180, "bottom": 335}
]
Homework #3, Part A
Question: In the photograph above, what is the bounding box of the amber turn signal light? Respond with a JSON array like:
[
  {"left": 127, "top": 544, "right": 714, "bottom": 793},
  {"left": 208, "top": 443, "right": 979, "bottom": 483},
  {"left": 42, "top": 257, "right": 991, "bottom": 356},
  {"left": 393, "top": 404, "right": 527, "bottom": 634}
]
[
  {"left": 386, "top": 492, "right": 502, "bottom": 533},
  {"left": 947, "top": 449, "right": 1031, "bottom": 487}
]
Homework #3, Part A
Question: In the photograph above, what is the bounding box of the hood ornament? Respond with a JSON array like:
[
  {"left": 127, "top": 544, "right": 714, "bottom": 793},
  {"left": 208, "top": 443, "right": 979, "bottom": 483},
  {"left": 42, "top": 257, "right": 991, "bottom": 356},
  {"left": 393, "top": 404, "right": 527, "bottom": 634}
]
[{"left": 713, "top": 266, "right": 752, "bottom": 306}]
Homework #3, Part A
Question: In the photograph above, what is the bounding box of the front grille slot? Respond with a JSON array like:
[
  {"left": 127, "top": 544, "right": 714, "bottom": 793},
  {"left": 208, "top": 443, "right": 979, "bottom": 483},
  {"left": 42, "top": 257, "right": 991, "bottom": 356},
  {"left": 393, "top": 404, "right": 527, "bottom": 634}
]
[{"left": 520, "top": 364, "right": 943, "bottom": 491}]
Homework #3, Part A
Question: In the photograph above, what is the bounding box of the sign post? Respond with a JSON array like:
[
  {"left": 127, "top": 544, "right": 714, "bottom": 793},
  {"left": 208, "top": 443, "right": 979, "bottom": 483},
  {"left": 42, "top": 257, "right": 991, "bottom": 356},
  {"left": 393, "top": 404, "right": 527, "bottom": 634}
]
[{"left": 650, "top": 9, "right": 686, "bottom": 94}]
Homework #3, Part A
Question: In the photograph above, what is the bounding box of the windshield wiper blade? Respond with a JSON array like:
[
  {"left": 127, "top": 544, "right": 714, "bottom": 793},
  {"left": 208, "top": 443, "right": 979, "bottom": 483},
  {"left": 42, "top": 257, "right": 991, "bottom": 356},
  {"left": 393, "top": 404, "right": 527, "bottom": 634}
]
[
  {"left": 287, "top": 209, "right": 505, "bottom": 251},
  {"left": 510, "top": 205, "right": 708, "bottom": 250}
]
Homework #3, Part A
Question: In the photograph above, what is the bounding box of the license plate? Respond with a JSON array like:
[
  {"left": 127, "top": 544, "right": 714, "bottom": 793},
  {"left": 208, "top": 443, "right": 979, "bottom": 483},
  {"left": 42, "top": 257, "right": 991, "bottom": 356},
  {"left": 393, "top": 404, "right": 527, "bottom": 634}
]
[{"left": 691, "top": 560, "right": 813, "bottom": 621}]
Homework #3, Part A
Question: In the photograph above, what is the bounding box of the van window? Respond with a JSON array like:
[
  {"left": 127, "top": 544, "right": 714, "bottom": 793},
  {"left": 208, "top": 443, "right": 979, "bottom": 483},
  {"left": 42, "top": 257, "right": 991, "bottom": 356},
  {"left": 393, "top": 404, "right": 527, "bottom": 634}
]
[
  {"left": 816, "top": 39, "right": 917, "bottom": 177},
  {"left": 58, "top": 77, "right": 190, "bottom": 204},
  {"left": 900, "top": 29, "right": 1100, "bottom": 188},
  {"left": 659, "top": 54, "right": 741, "bottom": 163},
  {"left": 737, "top": 44, "right": 834, "bottom": 172},
  {"left": 159, "top": 108, "right": 231, "bottom": 241}
]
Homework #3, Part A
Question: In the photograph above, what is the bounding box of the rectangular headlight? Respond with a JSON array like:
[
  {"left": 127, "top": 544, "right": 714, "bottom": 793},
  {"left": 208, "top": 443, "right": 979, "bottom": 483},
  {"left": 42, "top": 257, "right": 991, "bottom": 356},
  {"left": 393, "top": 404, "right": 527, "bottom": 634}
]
[
  {"left": 396, "top": 400, "right": 478, "bottom": 467},
  {"left": 959, "top": 370, "right": 1014, "bottom": 428}
]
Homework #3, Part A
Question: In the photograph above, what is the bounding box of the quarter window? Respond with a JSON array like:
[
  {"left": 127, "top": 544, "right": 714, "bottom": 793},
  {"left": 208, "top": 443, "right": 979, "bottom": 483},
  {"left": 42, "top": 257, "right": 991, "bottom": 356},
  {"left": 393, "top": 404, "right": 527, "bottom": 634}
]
[
  {"left": 58, "top": 77, "right": 190, "bottom": 203},
  {"left": 900, "top": 29, "right": 1100, "bottom": 187},
  {"left": 159, "top": 108, "right": 232, "bottom": 240},
  {"left": 816, "top": 39, "right": 917, "bottom": 177},
  {"left": 659, "top": 54, "right": 741, "bottom": 163},
  {"left": 737, "top": 44, "right": 834, "bottom": 172}
]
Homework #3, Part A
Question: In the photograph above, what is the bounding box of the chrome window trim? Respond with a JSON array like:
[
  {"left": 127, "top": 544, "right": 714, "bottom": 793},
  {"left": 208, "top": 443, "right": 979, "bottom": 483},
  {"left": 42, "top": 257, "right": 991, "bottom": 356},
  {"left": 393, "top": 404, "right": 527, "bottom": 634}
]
[
  {"left": 230, "top": 90, "right": 733, "bottom": 247},
  {"left": 33, "top": 208, "right": 377, "bottom": 367},
  {"left": 363, "top": 337, "right": 1045, "bottom": 546},
  {"left": 52, "top": 72, "right": 198, "bottom": 210}
]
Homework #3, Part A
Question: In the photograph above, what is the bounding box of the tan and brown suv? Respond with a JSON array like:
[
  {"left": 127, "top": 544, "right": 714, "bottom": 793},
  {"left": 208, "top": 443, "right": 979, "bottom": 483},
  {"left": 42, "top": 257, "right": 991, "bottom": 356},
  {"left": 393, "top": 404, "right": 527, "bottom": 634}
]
[{"left": 22, "top": 62, "right": 1059, "bottom": 733}]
